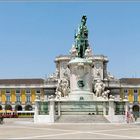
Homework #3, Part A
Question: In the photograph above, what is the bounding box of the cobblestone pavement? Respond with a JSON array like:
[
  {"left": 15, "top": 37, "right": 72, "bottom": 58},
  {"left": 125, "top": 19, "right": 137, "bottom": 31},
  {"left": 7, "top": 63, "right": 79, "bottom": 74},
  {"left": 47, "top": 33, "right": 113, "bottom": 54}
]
[{"left": 0, "top": 118, "right": 140, "bottom": 139}]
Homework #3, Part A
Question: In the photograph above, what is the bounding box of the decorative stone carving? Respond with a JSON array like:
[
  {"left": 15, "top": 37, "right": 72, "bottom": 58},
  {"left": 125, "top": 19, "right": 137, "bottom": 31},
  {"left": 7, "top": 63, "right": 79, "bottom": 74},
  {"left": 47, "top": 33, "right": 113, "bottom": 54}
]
[
  {"left": 48, "top": 95, "right": 54, "bottom": 100},
  {"left": 94, "top": 79, "right": 110, "bottom": 99},
  {"left": 102, "top": 90, "right": 110, "bottom": 99},
  {"left": 55, "top": 79, "right": 62, "bottom": 99},
  {"left": 107, "top": 72, "right": 115, "bottom": 80},
  {"left": 55, "top": 78, "right": 70, "bottom": 99},
  {"left": 94, "top": 66, "right": 102, "bottom": 79},
  {"left": 63, "top": 68, "right": 70, "bottom": 79},
  {"left": 70, "top": 45, "right": 78, "bottom": 58},
  {"left": 61, "top": 79, "right": 70, "bottom": 97},
  {"left": 94, "top": 79, "right": 105, "bottom": 97},
  {"left": 48, "top": 69, "right": 59, "bottom": 80},
  {"left": 77, "top": 63, "right": 85, "bottom": 78},
  {"left": 85, "top": 47, "right": 93, "bottom": 58},
  {"left": 55, "top": 69, "right": 59, "bottom": 79},
  {"left": 109, "top": 95, "right": 115, "bottom": 100},
  {"left": 55, "top": 91, "right": 62, "bottom": 100}
]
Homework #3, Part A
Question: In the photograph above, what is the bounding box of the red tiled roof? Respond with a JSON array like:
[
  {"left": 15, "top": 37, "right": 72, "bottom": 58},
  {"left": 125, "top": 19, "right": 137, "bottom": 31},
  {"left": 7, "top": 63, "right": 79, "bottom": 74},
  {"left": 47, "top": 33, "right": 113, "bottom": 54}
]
[
  {"left": 120, "top": 78, "right": 140, "bottom": 85},
  {"left": 0, "top": 79, "right": 44, "bottom": 85}
]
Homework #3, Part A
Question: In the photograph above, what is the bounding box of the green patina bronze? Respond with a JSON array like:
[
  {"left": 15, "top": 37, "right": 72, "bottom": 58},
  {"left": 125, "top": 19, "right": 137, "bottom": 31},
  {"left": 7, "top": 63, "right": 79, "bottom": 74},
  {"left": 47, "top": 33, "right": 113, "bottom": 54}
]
[
  {"left": 75, "top": 15, "right": 89, "bottom": 58},
  {"left": 77, "top": 80, "right": 85, "bottom": 88}
]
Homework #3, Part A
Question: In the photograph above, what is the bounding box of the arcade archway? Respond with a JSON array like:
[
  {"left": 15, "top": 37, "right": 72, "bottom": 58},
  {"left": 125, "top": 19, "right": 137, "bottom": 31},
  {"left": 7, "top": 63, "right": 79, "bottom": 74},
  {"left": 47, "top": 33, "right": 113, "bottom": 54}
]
[
  {"left": 25, "top": 105, "right": 33, "bottom": 111},
  {"left": 0, "top": 105, "right": 2, "bottom": 110},
  {"left": 15, "top": 105, "right": 22, "bottom": 111},
  {"left": 132, "top": 105, "right": 139, "bottom": 117},
  {"left": 5, "top": 104, "right": 12, "bottom": 111}
]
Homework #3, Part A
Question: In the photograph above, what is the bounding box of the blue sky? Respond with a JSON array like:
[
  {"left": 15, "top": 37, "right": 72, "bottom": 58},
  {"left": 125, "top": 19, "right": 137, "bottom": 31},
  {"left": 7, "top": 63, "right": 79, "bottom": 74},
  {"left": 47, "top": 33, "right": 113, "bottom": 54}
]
[{"left": 0, "top": 2, "right": 140, "bottom": 79}]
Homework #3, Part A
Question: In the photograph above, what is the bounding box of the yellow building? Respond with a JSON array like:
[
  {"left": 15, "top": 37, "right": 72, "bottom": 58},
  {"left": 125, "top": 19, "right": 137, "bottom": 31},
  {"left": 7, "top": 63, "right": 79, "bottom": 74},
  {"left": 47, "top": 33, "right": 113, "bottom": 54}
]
[
  {"left": 1, "top": 77, "right": 140, "bottom": 118},
  {"left": 0, "top": 79, "right": 45, "bottom": 111},
  {"left": 120, "top": 78, "right": 140, "bottom": 117}
]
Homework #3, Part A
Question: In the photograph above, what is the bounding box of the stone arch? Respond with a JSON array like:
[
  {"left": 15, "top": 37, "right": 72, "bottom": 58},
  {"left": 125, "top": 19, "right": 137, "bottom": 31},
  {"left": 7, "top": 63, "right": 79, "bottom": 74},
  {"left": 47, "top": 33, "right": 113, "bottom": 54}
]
[
  {"left": 132, "top": 104, "right": 139, "bottom": 117},
  {"left": 0, "top": 105, "right": 2, "bottom": 110},
  {"left": 25, "top": 104, "right": 33, "bottom": 111},
  {"left": 5, "top": 104, "right": 12, "bottom": 111},
  {"left": 15, "top": 104, "right": 22, "bottom": 111}
]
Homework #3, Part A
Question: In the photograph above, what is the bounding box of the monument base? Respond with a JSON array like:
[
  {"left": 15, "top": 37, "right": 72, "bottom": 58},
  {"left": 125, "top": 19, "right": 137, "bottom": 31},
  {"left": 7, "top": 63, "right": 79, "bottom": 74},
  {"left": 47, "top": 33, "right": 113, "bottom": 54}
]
[{"left": 69, "top": 91, "right": 94, "bottom": 101}]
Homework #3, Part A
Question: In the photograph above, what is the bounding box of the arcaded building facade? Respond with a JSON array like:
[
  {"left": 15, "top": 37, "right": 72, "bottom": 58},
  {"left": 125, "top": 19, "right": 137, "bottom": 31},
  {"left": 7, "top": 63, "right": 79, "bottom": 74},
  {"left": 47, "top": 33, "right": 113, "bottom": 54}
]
[
  {"left": 0, "top": 15, "right": 140, "bottom": 118},
  {"left": 0, "top": 79, "right": 45, "bottom": 111},
  {"left": 0, "top": 54, "right": 140, "bottom": 117}
]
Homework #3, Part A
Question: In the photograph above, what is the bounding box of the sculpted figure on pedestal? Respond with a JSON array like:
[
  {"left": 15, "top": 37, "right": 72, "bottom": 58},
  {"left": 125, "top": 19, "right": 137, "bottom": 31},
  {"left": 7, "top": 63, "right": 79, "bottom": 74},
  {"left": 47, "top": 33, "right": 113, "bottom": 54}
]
[
  {"left": 85, "top": 47, "right": 93, "bottom": 58},
  {"left": 94, "top": 79, "right": 105, "bottom": 97},
  {"left": 94, "top": 79, "right": 110, "bottom": 99},
  {"left": 48, "top": 95, "right": 54, "bottom": 100},
  {"left": 55, "top": 79, "right": 62, "bottom": 99},
  {"left": 75, "top": 15, "right": 89, "bottom": 58},
  {"left": 70, "top": 45, "right": 78, "bottom": 58},
  {"left": 55, "top": 78, "right": 70, "bottom": 99},
  {"left": 102, "top": 90, "right": 110, "bottom": 99},
  {"left": 61, "top": 79, "right": 70, "bottom": 97}
]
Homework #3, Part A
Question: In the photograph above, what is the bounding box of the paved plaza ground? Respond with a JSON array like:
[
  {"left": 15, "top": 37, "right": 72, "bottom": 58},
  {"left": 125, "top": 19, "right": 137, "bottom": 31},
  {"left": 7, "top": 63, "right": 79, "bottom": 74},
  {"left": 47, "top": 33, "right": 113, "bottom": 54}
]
[{"left": 1, "top": 118, "right": 140, "bottom": 139}]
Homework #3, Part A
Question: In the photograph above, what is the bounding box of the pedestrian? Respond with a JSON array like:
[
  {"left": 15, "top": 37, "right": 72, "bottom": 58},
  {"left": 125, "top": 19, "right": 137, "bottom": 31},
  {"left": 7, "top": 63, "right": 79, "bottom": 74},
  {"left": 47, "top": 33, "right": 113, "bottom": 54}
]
[
  {"left": 134, "top": 114, "right": 137, "bottom": 122},
  {"left": 0, "top": 115, "right": 4, "bottom": 125}
]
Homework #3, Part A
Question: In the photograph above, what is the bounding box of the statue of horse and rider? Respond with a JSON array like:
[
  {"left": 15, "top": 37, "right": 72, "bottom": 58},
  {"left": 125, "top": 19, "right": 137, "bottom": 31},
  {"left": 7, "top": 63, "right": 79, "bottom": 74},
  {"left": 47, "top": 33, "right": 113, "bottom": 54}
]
[{"left": 75, "top": 16, "right": 89, "bottom": 58}]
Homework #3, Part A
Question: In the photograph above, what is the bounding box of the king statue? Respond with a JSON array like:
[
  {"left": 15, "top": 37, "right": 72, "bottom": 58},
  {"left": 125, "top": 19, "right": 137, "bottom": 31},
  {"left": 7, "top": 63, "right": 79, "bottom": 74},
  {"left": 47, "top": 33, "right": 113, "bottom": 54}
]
[{"left": 75, "top": 15, "right": 89, "bottom": 58}]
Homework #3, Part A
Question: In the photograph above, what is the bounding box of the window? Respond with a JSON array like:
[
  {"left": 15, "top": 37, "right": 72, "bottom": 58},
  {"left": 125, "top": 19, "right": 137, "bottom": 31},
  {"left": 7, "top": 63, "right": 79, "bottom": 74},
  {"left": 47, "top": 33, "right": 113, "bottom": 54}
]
[
  {"left": 16, "top": 95, "right": 20, "bottom": 102},
  {"left": 26, "top": 89, "right": 30, "bottom": 94},
  {"left": 26, "top": 95, "right": 30, "bottom": 102},
  {"left": 134, "top": 93, "right": 138, "bottom": 102},
  {"left": 124, "top": 89, "right": 128, "bottom": 98},
  {"left": 134, "top": 89, "right": 138, "bottom": 93},
  {"left": 134, "top": 89, "right": 138, "bottom": 102},
  {"left": 124, "top": 89, "right": 127, "bottom": 93},
  {"left": 6, "top": 95, "right": 10, "bottom": 102},
  {"left": 36, "top": 89, "right": 41, "bottom": 94},
  {"left": 6, "top": 89, "right": 10, "bottom": 94},
  {"left": 16, "top": 89, "right": 20, "bottom": 94}
]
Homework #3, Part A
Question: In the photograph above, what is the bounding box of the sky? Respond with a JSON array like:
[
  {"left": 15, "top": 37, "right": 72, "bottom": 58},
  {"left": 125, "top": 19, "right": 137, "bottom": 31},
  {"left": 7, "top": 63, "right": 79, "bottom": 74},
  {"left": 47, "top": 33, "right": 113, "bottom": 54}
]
[{"left": 0, "top": 1, "right": 140, "bottom": 79}]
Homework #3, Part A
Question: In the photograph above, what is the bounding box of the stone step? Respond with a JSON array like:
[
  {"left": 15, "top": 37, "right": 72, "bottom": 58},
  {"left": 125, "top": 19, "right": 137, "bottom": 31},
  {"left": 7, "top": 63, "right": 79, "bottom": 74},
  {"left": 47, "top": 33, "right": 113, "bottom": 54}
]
[{"left": 56, "top": 115, "right": 110, "bottom": 123}]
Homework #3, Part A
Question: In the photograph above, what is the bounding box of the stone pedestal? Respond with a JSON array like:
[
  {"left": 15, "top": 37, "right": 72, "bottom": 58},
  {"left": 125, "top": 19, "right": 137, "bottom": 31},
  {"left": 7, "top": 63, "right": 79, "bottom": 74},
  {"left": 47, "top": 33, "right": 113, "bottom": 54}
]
[
  {"left": 68, "top": 58, "right": 93, "bottom": 101},
  {"left": 129, "top": 104, "right": 133, "bottom": 113},
  {"left": 34, "top": 100, "right": 55, "bottom": 123},
  {"left": 124, "top": 99, "right": 129, "bottom": 119},
  {"left": 49, "top": 100, "right": 55, "bottom": 122},
  {"left": 109, "top": 99, "right": 115, "bottom": 117},
  {"left": 34, "top": 99, "right": 40, "bottom": 122}
]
